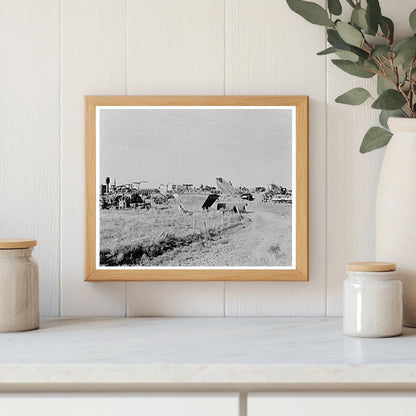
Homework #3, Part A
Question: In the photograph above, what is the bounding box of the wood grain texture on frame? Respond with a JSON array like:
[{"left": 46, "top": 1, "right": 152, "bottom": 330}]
[{"left": 85, "top": 96, "right": 308, "bottom": 281}]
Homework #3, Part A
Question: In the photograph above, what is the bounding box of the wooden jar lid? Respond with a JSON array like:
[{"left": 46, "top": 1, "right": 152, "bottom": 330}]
[
  {"left": 346, "top": 261, "right": 396, "bottom": 272},
  {"left": 0, "top": 239, "right": 37, "bottom": 249}
]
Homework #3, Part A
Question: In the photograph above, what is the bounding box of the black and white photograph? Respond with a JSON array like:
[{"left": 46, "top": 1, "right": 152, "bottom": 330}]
[{"left": 97, "top": 106, "right": 295, "bottom": 269}]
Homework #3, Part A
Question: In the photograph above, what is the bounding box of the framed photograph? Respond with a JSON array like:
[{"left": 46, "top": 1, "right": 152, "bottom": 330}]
[{"left": 85, "top": 96, "right": 308, "bottom": 281}]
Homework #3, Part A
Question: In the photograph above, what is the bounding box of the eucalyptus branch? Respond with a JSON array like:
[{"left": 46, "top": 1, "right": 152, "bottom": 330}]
[
  {"left": 377, "top": 25, "right": 393, "bottom": 48},
  {"left": 287, "top": 0, "right": 416, "bottom": 151},
  {"left": 360, "top": 66, "right": 383, "bottom": 77},
  {"left": 391, "top": 59, "right": 400, "bottom": 86},
  {"left": 397, "top": 83, "right": 412, "bottom": 117},
  {"left": 384, "top": 58, "right": 399, "bottom": 79},
  {"left": 377, "top": 54, "right": 393, "bottom": 66},
  {"left": 374, "top": 56, "right": 385, "bottom": 73},
  {"left": 409, "top": 56, "right": 416, "bottom": 117},
  {"left": 375, "top": 58, "right": 399, "bottom": 89},
  {"left": 411, "top": 75, "right": 416, "bottom": 107},
  {"left": 362, "top": 37, "right": 373, "bottom": 53}
]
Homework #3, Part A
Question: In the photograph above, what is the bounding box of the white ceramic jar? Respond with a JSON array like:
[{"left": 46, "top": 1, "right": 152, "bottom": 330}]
[
  {"left": 343, "top": 262, "right": 402, "bottom": 338},
  {"left": 0, "top": 239, "right": 39, "bottom": 332}
]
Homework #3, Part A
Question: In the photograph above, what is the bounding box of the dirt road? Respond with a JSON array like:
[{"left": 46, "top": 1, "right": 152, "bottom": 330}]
[{"left": 147, "top": 203, "right": 292, "bottom": 267}]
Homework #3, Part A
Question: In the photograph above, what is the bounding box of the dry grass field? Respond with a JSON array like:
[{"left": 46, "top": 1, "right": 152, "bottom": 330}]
[{"left": 100, "top": 193, "right": 292, "bottom": 267}]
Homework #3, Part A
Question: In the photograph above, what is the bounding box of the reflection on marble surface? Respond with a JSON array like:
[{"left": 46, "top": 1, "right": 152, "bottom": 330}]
[{"left": 0, "top": 317, "right": 416, "bottom": 384}]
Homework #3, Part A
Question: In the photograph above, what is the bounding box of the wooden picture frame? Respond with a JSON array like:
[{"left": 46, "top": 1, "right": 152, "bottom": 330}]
[{"left": 85, "top": 96, "right": 308, "bottom": 281}]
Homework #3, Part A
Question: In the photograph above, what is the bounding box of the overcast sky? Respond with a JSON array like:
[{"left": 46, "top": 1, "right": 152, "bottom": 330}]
[{"left": 99, "top": 107, "right": 293, "bottom": 189}]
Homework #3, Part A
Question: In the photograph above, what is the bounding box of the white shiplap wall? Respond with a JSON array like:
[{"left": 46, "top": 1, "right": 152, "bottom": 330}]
[
  {"left": 0, "top": 0, "right": 61, "bottom": 316},
  {"left": 1, "top": 0, "right": 413, "bottom": 317}
]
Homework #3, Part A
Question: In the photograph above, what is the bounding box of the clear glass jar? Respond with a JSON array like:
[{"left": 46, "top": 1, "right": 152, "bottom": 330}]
[
  {"left": 343, "top": 262, "right": 402, "bottom": 338},
  {"left": 0, "top": 240, "right": 39, "bottom": 332}
]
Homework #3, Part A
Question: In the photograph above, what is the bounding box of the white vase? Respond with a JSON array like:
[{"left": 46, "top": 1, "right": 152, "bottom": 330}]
[{"left": 376, "top": 117, "right": 416, "bottom": 327}]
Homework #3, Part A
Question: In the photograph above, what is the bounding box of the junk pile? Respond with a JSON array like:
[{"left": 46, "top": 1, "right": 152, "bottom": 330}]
[
  {"left": 262, "top": 184, "right": 292, "bottom": 204},
  {"left": 100, "top": 178, "right": 151, "bottom": 210},
  {"left": 100, "top": 175, "right": 291, "bottom": 212}
]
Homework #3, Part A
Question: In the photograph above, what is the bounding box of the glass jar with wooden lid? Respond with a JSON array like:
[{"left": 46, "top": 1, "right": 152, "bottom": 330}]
[
  {"left": 343, "top": 261, "right": 402, "bottom": 338},
  {"left": 0, "top": 239, "right": 39, "bottom": 332}
]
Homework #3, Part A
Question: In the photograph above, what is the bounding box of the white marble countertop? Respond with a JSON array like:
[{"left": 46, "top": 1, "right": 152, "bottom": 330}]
[{"left": 1, "top": 317, "right": 416, "bottom": 388}]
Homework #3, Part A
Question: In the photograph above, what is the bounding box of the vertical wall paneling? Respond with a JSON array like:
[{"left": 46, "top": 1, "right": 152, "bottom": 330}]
[
  {"left": 326, "top": 0, "right": 416, "bottom": 316},
  {"left": 127, "top": 282, "right": 225, "bottom": 317},
  {"left": 6, "top": 0, "right": 411, "bottom": 316},
  {"left": 126, "top": 0, "right": 226, "bottom": 95},
  {"left": 125, "top": 0, "right": 226, "bottom": 316},
  {"left": 224, "top": 0, "right": 327, "bottom": 315},
  {"left": 61, "top": 0, "right": 127, "bottom": 316},
  {"left": 0, "top": 1, "right": 60, "bottom": 317}
]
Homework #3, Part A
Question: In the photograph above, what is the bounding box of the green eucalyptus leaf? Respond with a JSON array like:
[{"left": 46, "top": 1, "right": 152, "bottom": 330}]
[
  {"left": 360, "top": 127, "right": 392, "bottom": 153},
  {"left": 377, "top": 75, "right": 393, "bottom": 94},
  {"left": 328, "top": 0, "right": 342, "bottom": 16},
  {"left": 287, "top": 0, "right": 334, "bottom": 27},
  {"left": 317, "top": 46, "right": 358, "bottom": 61},
  {"left": 379, "top": 110, "right": 402, "bottom": 129},
  {"left": 366, "top": 0, "right": 382, "bottom": 35},
  {"left": 377, "top": 67, "right": 404, "bottom": 89},
  {"left": 351, "top": 7, "right": 368, "bottom": 32},
  {"left": 394, "top": 36, "right": 416, "bottom": 53},
  {"left": 332, "top": 59, "right": 375, "bottom": 78},
  {"left": 335, "top": 50, "right": 359, "bottom": 62},
  {"left": 394, "top": 36, "right": 416, "bottom": 71},
  {"left": 336, "top": 21, "right": 363, "bottom": 47},
  {"left": 371, "top": 46, "right": 392, "bottom": 58},
  {"left": 362, "top": 59, "right": 379, "bottom": 71},
  {"left": 317, "top": 47, "right": 338, "bottom": 55},
  {"left": 382, "top": 64, "right": 401, "bottom": 85},
  {"left": 335, "top": 87, "right": 371, "bottom": 105},
  {"left": 372, "top": 89, "right": 406, "bottom": 110},
  {"left": 410, "top": 9, "right": 416, "bottom": 32},
  {"left": 351, "top": 45, "right": 369, "bottom": 60},
  {"left": 327, "top": 29, "right": 348, "bottom": 48},
  {"left": 380, "top": 16, "right": 394, "bottom": 44},
  {"left": 327, "top": 29, "right": 369, "bottom": 59}
]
